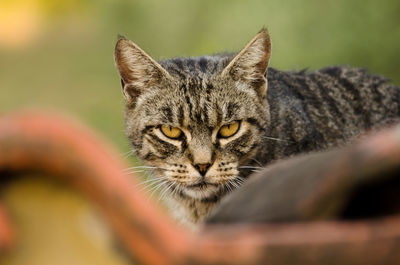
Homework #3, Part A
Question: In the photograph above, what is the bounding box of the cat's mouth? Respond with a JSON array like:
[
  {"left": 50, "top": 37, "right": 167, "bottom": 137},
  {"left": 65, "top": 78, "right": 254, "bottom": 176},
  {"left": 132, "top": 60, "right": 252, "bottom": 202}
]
[
  {"left": 181, "top": 180, "right": 221, "bottom": 200},
  {"left": 187, "top": 181, "right": 218, "bottom": 189}
]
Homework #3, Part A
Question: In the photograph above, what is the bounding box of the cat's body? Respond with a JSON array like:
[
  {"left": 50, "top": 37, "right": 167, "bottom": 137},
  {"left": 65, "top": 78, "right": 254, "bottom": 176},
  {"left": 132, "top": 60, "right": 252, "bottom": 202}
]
[
  {"left": 154, "top": 61, "right": 400, "bottom": 227},
  {"left": 248, "top": 66, "right": 400, "bottom": 175},
  {"left": 114, "top": 30, "right": 400, "bottom": 228}
]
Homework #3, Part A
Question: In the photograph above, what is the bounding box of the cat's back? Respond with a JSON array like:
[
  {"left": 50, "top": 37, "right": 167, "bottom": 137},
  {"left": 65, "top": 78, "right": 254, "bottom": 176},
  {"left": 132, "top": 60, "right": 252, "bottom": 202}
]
[
  {"left": 267, "top": 65, "right": 400, "bottom": 131},
  {"left": 258, "top": 66, "right": 400, "bottom": 164}
]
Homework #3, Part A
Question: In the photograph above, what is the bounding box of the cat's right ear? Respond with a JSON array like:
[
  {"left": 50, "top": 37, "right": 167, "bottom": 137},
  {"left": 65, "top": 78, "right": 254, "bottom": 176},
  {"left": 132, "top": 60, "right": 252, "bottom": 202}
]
[{"left": 114, "top": 36, "right": 172, "bottom": 104}]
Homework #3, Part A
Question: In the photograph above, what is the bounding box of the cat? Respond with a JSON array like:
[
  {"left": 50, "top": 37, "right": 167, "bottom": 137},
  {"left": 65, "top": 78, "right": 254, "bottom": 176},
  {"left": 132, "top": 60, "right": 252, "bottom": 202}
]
[{"left": 114, "top": 29, "right": 400, "bottom": 228}]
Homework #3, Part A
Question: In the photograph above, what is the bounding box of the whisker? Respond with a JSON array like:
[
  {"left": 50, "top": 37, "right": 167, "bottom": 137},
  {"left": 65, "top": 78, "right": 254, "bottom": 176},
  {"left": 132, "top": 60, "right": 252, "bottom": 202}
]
[
  {"left": 159, "top": 182, "right": 174, "bottom": 201},
  {"left": 126, "top": 169, "right": 156, "bottom": 179},
  {"left": 224, "top": 181, "right": 233, "bottom": 193},
  {"left": 121, "top": 150, "right": 134, "bottom": 158},
  {"left": 229, "top": 181, "right": 236, "bottom": 191},
  {"left": 223, "top": 184, "right": 229, "bottom": 193},
  {"left": 166, "top": 184, "right": 176, "bottom": 199},
  {"left": 235, "top": 177, "right": 245, "bottom": 185},
  {"left": 172, "top": 184, "right": 181, "bottom": 198},
  {"left": 123, "top": 165, "right": 162, "bottom": 172},
  {"left": 126, "top": 169, "right": 146, "bottom": 174},
  {"left": 263, "top": 136, "right": 293, "bottom": 143},
  {"left": 239, "top": 166, "right": 262, "bottom": 169},
  {"left": 148, "top": 180, "right": 168, "bottom": 197},
  {"left": 148, "top": 184, "right": 165, "bottom": 199},
  {"left": 139, "top": 181, "right": 166, "bottom": 193},
  {"left": 231, "top": 179, "right": 241, "bottom": 189},
  {"left": 137, "top": 177, "right": 164, "bottom": 189},
  {"left": 139, "top": 177, "right": 162, "bottom": 185},
  {"left": 229, "top": 181, "right": 238, "bottom": 189},
  {"left": 169, "top": 183, "right": 179, "bottom": 199},
  {"left": 251, "top": 158, "right": 263, "bottom": 167}
]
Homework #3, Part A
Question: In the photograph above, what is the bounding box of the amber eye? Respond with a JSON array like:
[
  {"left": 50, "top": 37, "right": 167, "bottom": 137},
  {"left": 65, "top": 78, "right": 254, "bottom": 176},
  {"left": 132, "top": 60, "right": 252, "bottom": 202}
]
[
  {"left": 218, "top": 121, "right": 240, "bottom": 138},
  {"left": 160, "top": 125, "right": 183, "bottom": 139}
]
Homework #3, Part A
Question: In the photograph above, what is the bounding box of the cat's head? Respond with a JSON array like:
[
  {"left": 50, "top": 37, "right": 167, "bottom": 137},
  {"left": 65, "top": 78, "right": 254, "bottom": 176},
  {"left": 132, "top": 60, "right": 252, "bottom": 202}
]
[{"left": 114, "top": 29, "right": 271, "bottom": 200}]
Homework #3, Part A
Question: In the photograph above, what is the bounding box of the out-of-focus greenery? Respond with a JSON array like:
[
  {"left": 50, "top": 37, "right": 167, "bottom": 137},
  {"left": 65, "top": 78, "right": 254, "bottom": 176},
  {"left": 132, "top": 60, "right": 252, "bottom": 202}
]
[{"left": 1, "top": 0, "right": 399, "bottom": 156}]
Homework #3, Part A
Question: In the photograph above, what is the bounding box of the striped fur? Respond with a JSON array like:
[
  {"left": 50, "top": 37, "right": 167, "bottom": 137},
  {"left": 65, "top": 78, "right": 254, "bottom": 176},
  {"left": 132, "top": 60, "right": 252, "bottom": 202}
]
[{"left": 114, "top": 30, "right": 400, "bottom": 228}]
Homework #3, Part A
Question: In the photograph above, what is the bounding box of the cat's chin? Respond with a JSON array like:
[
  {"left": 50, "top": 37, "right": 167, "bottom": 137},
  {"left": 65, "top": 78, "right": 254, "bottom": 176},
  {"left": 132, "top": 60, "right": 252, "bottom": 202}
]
[{"left": 181, "top": 183, "right": 221, "bottom": 200}]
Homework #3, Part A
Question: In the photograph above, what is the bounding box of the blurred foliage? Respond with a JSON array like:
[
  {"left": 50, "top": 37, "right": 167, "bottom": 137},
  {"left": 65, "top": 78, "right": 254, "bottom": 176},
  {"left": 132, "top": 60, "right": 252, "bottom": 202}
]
[
  {"left": 0, "top": 0, "right": 89, "bottom": 17},
  {"left": 0, "top": 0, "right": 399, "bottom": 157}
]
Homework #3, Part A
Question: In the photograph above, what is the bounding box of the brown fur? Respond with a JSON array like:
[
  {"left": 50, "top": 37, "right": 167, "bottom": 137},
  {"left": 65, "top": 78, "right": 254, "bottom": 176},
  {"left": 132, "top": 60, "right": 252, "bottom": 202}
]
[{"left": 114, "top": 29, "right": 400, "bottom": 227}]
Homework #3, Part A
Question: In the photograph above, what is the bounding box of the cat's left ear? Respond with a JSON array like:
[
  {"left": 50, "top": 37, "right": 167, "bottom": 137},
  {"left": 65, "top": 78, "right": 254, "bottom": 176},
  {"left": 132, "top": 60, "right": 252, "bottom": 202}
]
[{"left": 221, "top": 29, "right": 271, "bottom": 98}]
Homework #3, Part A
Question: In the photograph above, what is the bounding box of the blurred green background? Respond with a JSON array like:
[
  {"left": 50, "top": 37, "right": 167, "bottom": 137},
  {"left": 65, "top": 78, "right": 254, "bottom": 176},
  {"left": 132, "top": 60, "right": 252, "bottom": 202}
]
[{"left": 1, "top": 0, "right": 399, "bottom": 157}]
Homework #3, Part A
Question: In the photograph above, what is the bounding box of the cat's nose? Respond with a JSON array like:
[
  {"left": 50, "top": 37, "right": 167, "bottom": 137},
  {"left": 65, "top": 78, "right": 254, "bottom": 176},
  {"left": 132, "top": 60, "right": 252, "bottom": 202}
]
[{"left": 194, "top": 163, "right": 211, "bottom": 177}]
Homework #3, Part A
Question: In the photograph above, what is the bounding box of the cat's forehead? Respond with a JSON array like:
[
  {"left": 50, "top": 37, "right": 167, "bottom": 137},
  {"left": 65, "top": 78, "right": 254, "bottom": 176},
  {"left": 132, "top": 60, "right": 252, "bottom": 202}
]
[
  {"left": 140, "top": 77, "right": 257, "bottom": 130},
  {"left": 159, "top": 55, "right": 233, "bottom": 79},
  {"left": 136, "top": 55, "right": 262, "bottom": 128}
]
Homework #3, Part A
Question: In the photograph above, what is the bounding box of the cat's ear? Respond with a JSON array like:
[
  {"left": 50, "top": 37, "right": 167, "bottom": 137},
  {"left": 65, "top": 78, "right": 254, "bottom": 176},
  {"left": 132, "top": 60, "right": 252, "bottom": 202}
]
[
  {"left": 221, "top": 29, "right": 271, "bottom": 98},
  {"left": 114, "top": 36, "right": 172, "bottom": 104}
]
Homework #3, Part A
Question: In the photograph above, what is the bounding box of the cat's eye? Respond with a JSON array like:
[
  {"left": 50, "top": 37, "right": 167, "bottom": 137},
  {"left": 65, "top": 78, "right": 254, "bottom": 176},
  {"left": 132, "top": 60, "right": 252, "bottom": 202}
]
[
  {"left": 218, "top": 121, "right": 240, "bottom": 138},
  {"left": 160, "top": 125, "right": 183, "bottom": 139}
]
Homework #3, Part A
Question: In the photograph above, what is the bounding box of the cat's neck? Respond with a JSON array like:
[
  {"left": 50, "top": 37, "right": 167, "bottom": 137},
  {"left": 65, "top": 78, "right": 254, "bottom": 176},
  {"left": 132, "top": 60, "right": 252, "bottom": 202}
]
[{"left": 165, "top": 192, "right": 220, "bottom": 228}]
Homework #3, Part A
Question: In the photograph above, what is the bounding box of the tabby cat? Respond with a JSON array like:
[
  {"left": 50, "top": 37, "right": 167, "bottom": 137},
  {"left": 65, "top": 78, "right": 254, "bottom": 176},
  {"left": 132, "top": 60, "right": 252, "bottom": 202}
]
[{"left": 114, "top": 29, "right": 400, "bottom": 228}]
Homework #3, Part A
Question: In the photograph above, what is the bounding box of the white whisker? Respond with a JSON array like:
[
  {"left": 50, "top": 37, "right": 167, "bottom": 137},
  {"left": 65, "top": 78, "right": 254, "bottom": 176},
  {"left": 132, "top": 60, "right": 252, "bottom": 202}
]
[
  {"left": 229, "top": 180, "right": 239, "bottom": 189},
  {"left": 127, "top": 169, "right": 146, "bottom": 174},
  {"left": 123, "top": 165, "right": 161, "bottom": 172},
  {"left": 171, "top": 184, "right": 180, "bottom": 198},
  {"left": 263, "top": 136, "right": 293, "bottom": 143},
  {"left": 137, "top": 177, "right": 164, "bottom": 190},
  {"left": 235, "top": 177, "right": 245, "bottom": 185},
  {"left": 140, "top": 182, "right": 165, "bottom": 193},
  {"left": 229, "top": 181, "right": 235, "bottom": 191},
  {"left": 231, "top": 179, "right": 240, "bottom": 189},
  {"left": 225, "top": 181, "right": 233, "bottom": 193},
  {"left": 251, "top": 158, "right": 263, "bottom": 167},
  {"left": 139, "top": 177, "right": 163, "bottom": 185},
  {"left": 159, "top": 182, "right": 174, "bottom": 201},
  {"left": 239, "top": 166, "right": 262, "bottom": 169},
  {"left": 121, "top": 150, "right": 134, "bottom": 158},
  {"left": 148, "top": 180, "right": 168, "bottom": 197}
]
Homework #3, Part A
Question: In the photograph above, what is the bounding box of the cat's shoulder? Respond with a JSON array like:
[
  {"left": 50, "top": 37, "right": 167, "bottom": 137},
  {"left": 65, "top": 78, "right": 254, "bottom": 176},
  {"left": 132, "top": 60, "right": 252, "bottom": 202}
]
[
  {"left": 268, "top": 65, "right": 393, "bottom": 92},
  {"left": 268, "top": 65, "right": 388, "bottom": 81}
]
